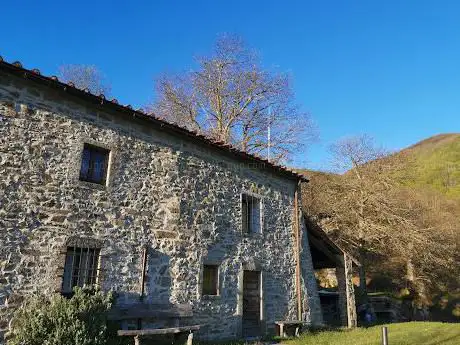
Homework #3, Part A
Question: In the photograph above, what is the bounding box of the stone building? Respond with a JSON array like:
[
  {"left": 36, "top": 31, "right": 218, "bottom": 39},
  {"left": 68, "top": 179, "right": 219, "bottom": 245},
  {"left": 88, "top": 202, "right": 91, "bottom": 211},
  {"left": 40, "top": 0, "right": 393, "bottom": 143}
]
[{"left": 0, "top": 58, "right": 356, "bottom": 342}]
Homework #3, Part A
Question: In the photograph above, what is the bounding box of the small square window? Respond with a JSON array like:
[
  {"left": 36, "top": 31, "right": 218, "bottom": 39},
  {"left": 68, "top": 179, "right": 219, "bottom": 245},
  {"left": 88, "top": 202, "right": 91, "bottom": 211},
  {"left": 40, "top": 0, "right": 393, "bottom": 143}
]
[
  {"left": 62, "top": 247, "right": 100, "bottom": 295},
  {"left": 202, "top": 265, "right": 219, "bottom": 296},
  {"left": 242, "top": 194, "right": 262, "bottom": 234},
  {"left": 79, "top": 144, "right": 110, "bottom": 185}
]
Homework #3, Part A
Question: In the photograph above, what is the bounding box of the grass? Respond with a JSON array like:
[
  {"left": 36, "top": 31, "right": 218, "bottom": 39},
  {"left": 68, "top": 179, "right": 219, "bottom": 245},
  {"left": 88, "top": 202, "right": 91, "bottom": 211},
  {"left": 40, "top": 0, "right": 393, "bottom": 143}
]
[
  {"left": 282, "top": 322, "right": 460, "bottom": 345},
  {"left": 125, "top": 322, "right": 460, "bottom": 345},
  {"left": 395, "top": 133, "right": 460, "bottom": 198}
]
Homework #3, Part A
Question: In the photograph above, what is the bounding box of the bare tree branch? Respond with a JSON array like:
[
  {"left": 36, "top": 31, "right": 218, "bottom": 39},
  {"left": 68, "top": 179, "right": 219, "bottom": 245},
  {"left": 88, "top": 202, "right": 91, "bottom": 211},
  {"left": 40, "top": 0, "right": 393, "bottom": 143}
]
[
  {"left": 302, "top": 135, "right": 459, "bottom": 304},
  {"left": 148, "top": 34, "right": 317, "bottom": 163},
  {"left": 58, "top": 64, "right": 111, "bottom": 96}
]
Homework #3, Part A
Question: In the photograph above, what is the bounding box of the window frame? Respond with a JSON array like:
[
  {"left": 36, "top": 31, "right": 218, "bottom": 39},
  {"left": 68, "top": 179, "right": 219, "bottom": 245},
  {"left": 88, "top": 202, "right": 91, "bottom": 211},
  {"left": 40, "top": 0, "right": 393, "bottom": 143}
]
[
  {"left": 202, "top": 264, "right": 220, "bottom": 297},
  {"left": 241, "top": 192, "right": 264, "bottom": 235},
  {"left": 79, "top": 143, "right": 111, "bottom": 186},
  {"left": 61, "top": 245, "right": 101, "bottom": 296}
]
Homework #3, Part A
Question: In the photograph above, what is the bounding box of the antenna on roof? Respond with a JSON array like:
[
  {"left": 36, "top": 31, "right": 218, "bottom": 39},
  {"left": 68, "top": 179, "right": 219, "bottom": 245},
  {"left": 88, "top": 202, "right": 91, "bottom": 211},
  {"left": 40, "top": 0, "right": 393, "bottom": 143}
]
[{"left": 267, "top": 106, "right": 272, "bottom": 162}]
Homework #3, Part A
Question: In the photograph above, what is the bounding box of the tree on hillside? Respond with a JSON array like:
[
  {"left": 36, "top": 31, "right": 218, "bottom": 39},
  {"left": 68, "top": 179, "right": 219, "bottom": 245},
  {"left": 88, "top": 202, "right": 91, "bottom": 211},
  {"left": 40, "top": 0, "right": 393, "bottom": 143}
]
[
  {"left": 327, "top": 135, "right": 397, "bottom": 300},
  {"left": 389, "top": 188, "right": 458, "bottom": 302},
  {"left": 302, "top": 135, "right": 457, "bottom": 305},
  {"left": 149, "top": 35, "right": 316, "bottom": 163},
  {"left": 58, "top": 64, "right": 112, "bottom": 96}
]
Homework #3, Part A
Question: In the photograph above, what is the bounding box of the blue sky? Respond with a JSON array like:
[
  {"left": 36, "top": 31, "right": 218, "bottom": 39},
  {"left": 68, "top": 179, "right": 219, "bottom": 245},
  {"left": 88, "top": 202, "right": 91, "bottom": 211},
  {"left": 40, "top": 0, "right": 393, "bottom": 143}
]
[{"left": 1, "top": 1, "right": 459, "bottom": 170}]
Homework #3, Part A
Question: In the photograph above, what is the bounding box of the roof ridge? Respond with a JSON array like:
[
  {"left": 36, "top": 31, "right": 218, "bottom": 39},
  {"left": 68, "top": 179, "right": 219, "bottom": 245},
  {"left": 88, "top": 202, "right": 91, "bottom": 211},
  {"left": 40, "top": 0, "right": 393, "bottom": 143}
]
[{"left": 0, "top": 55, "right": 308, "bottom": 182}]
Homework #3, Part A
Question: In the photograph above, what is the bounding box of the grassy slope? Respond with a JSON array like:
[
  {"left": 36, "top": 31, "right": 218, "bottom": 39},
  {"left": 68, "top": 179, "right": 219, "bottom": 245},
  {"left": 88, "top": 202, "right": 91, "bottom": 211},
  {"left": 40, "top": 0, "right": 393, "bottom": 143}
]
[
  {"left": 298, "top": 133, "right": 460, "bottom": 198},
  {"left": 283, "top": 322, "right": 460, "bottom": 345},
  {"left": 397, "top": 133, "right": 460, "bottom": 198}
]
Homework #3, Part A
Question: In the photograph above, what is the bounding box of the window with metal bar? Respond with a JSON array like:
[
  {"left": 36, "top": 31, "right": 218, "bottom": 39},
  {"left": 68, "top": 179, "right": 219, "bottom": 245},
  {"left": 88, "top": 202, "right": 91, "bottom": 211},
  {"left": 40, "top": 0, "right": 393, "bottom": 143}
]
[
  {"left": 202, "top": 265, "right": 219, "bottom": 296},
  {"left": 62, "top": 246, "right": 101, "bottom": 295},
  {"left": 242, "top": 194, "right": 261, "bottom": 234},
  {"left": 79, "top": 144, "right": 110, "bottom": 185}
]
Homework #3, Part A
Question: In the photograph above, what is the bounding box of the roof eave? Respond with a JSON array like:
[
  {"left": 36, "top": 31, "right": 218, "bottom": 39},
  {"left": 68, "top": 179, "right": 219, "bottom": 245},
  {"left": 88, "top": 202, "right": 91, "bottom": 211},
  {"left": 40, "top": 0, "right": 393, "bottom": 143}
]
[{"left": 0, "top": 58, "right": 309, "bottom": 184}]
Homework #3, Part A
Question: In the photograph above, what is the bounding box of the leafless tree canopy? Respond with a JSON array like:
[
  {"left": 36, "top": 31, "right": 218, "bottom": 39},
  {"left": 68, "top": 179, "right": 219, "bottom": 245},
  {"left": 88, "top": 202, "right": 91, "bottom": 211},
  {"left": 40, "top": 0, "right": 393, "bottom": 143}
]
[
  {"left": 58, "top": 64, "right": 111, "bottom": 96},
  {"left": 150, "top": 35, "right": 316, "bottom": 163},
  {"left": 303, "top": 135, "right": 459, "bottom": 303},
  {"left": 329, "top": 134, "right": 388, "bottom": 171}
]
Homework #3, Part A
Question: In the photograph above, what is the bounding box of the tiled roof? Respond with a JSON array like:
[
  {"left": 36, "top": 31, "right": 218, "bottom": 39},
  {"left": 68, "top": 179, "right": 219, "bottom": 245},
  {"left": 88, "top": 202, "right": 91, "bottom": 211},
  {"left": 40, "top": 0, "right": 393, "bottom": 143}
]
[{"left": 0, "top": 56, "right": 308, "bottom": 183}]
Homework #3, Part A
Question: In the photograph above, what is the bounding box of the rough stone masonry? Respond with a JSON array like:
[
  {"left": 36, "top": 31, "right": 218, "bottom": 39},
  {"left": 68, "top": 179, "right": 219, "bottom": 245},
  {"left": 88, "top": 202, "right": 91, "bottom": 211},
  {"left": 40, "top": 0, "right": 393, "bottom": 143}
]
[{"left": 0, "top": 64, "right": 324, "bottom": 342}]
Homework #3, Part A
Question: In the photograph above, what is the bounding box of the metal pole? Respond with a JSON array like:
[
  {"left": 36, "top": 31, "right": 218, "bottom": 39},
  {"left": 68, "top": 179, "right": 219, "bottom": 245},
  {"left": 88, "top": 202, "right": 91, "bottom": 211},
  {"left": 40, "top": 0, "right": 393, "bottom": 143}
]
[
  {"left": 267, "top": 107, "right": 271, "bottom": 161},
  {"left": 382, "top": 326, "right": 389, "bottom": 345},
  {"left": 140, "top": 245, "right": 148, "bottom": 300},
  {"left": 138, "top": 246, "right": 148, "bottom": 330},
  {"left": 294, "top": 183, "right": 302, "bottom": 321}
]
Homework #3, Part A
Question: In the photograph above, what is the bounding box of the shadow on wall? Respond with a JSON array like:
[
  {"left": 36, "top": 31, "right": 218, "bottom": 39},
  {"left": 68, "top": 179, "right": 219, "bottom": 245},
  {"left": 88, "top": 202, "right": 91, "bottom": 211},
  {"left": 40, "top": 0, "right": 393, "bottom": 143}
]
[
  {"left": 108, "top": 248, "right": 172, "bottom": 306},
  {"left": 146, "top": 249, "right": 172, "bottom": 304},
  {"left": 109, "top": 248, "right": 176, "bottom": 330}
]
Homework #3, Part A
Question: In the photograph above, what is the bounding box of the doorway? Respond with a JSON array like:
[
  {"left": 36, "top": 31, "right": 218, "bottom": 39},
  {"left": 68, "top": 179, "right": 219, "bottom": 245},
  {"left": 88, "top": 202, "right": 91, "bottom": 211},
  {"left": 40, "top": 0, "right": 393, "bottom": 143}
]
[{"left": 243, "top": 270, "right": 261, "bottom": 337}]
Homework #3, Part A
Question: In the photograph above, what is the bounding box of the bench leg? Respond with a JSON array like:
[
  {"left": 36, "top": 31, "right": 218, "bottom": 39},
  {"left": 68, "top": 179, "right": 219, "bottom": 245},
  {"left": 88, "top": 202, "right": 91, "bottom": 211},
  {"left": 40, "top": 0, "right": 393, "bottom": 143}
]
[
  {"left": 280, "top": 324, "right": 286, "bottom": 338},
  {"left": 187, "top": 331, "right": 194, "bottom": 345},
  {"left": 134, "top": 335, "right": 141, "bottom": 345},
  {"left": 295, "top": 326, "right": 300, "bottom": 337}
]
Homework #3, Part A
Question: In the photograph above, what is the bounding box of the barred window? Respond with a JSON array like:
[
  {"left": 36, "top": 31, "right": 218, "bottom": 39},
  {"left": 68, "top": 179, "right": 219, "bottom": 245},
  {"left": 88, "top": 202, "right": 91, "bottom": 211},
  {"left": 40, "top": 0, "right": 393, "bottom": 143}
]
[
  {"left": 79, "top": 144, "right": 110, "bottom": 185},
  {"left": 202, "top": 265, "right": 219, "bottom": 296},
  {"left": 62, "top": 246, "right": 101, "bottom": 295},
  {"left": 242, "top": 194, "right": 262, "bottom": 234}
]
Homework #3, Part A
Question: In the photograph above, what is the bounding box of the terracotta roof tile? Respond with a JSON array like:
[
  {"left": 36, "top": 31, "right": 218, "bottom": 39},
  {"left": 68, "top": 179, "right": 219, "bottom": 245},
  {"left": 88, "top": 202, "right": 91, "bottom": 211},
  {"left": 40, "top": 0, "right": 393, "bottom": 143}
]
[{"left": 0, "top": 57, "right": 308, "bottom": 182}]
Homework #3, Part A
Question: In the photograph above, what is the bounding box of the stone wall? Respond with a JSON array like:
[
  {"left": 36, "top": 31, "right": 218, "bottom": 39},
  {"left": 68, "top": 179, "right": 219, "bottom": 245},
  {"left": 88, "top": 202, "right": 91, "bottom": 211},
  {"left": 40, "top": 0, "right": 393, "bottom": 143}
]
[
  {"left": 0, "top": 71, "right": 320, "bottom": 341},
  {"left": 299, "top": 216, "right": 324, "bottom": 325},
  {"left": 337, "top": 253, "right": 357, "bottom": 328}
]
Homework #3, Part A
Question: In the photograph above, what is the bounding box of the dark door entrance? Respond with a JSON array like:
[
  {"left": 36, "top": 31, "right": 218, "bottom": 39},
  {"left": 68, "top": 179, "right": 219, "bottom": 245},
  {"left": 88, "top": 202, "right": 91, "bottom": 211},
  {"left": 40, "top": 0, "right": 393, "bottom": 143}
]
[
  {"left": 243, "top": 270, "right": 261, "bottom": 337},
  {"left": 319, "top": 292, "right": 341, "bottom": 326}
]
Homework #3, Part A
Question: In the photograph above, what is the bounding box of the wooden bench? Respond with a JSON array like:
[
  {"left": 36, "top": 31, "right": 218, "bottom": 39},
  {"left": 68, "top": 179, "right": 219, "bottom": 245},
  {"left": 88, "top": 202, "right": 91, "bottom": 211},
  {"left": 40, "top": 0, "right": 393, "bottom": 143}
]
[
  {"left": 118, "top": 325, "right": 201, "bottom": 345},
  {"left": 109, "top": 303, "right": 200, "bottom": 344},
  {"left": 275, "top": 321, "right": 310, "bottom": 338},
  {"left": 108, "top": 302, "right": 193, "bottom": 323}
]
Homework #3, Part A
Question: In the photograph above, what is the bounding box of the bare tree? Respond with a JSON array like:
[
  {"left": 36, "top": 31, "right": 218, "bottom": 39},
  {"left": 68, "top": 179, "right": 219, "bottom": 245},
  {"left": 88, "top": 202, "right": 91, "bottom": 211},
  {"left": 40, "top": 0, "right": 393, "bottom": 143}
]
[
  {"left": 389, "top": 187, "right": 458, "bottom": 303},
  {"left": 58, "top": 64, "right": 111, "bottom": 96},
  {"left": 303, "top": 135, "right": 458, "bottom": 305},
  {"left": 150, "top": 35, "right": 316, "bottom": 163},
  {"left": 327, "top": 135, "right": 395, "bottom": 301}
]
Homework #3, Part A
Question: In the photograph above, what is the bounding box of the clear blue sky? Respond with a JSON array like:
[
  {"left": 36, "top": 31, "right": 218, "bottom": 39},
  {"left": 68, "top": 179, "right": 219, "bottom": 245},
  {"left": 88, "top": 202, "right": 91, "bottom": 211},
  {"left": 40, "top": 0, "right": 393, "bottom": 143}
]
[{"left": 2, "top": 1, "right": 459, "bottom": 170}]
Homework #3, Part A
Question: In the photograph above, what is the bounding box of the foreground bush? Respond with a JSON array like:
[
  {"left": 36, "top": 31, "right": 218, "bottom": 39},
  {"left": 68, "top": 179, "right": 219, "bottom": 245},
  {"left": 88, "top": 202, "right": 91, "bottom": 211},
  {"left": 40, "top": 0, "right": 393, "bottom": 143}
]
[{"left": 8, "top": 287, "right": 113, "bottom": 345}]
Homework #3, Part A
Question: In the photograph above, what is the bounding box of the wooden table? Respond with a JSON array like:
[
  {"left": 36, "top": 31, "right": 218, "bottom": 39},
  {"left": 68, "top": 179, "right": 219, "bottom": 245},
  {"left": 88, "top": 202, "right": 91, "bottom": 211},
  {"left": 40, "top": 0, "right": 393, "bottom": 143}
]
[
  {"left": 275, "top": 321, "right": 309, "bottom": 338},
  {"left": 118, "top": 325, "right": 201, "bottom": 345}
]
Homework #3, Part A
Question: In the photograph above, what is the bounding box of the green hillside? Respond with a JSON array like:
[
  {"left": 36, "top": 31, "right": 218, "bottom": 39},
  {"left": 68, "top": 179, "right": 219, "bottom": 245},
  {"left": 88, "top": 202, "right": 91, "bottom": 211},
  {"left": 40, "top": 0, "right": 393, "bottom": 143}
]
[
  {"left": 298, "top": 133, "right": 460, "bottom": 199},
  {"left": 397, "top": 133, "right": 460, "bottom": 198}
]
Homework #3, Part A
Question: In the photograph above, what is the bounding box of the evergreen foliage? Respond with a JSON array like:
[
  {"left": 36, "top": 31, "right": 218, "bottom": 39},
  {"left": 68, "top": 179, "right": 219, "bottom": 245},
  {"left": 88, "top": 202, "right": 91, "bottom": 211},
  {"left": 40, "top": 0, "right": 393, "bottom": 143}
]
[{"left": 8, "top": 287, "right": 113, "bottom": 345}]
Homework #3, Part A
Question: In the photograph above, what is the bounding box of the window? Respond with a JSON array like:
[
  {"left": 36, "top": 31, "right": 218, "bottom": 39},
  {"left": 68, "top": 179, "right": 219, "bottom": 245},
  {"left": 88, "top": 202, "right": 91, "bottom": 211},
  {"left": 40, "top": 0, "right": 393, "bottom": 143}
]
[
  {"left": 62, "top": 246, "right": 100, "bottom": 295},
  {"left": 242, "top": 194, "right": 262, "bottom": 234},
  {"left": 202, "top": 265, "right": 219, "bottom": 296},
  {"left": 79, "top": 144, "right": 110, "bottom": 185}
]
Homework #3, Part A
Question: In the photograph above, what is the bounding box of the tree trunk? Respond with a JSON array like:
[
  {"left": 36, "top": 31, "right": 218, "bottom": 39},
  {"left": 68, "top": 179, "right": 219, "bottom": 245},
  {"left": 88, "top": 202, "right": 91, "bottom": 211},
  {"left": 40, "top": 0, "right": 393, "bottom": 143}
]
[
  {"left": 406, "top": 258, "right": 415, "bottom": 284},
  {"left": 405, "top": 257, "right": 417, "bottom": 320},
  {"left": 359, "top": 246, "right": 368, "bottom": 304},
  {"left": 406, "top": 257, "right": 426, "bottom": 306}
]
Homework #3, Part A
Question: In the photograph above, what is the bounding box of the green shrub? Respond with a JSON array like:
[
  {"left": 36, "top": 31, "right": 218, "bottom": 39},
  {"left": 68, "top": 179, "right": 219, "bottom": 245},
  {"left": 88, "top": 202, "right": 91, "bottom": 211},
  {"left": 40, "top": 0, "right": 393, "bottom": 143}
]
[{"left": 8, "top": 287, "right": 113, "bottom": 345}]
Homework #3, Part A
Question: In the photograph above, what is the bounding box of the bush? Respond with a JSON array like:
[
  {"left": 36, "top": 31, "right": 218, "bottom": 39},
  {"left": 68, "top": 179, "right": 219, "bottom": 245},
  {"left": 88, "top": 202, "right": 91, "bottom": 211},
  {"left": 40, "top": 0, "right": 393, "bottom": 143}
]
[{"left": 8, "top": 287, "right": 113, "bottom": 345}]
